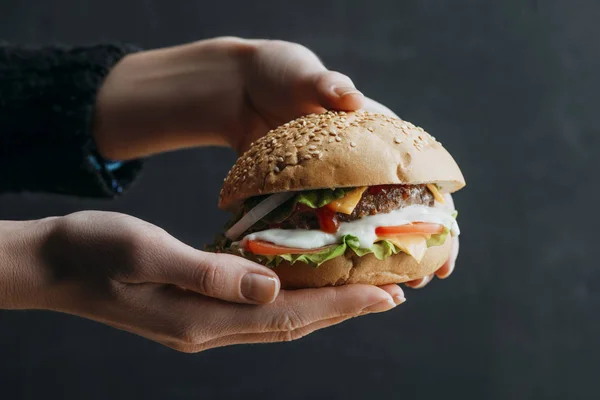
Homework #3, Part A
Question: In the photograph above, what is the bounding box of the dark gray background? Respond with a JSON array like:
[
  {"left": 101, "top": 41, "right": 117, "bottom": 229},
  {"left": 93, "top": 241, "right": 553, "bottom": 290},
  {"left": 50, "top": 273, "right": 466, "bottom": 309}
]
[{"left": 0, "top": 0, "right": 598, "bottom": 399}]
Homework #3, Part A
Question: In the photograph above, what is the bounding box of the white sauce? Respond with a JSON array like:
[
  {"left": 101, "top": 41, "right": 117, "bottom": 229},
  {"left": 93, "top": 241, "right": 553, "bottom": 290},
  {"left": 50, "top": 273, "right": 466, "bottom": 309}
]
[{"left": 241, "top": 205, "right": 460, "bottom": 249}]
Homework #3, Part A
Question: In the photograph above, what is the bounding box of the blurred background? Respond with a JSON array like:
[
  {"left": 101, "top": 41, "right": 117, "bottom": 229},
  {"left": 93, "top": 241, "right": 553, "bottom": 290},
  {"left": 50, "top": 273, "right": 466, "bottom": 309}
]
[{"left": 0, "top": 0, "right": 598, "bottom": 399}]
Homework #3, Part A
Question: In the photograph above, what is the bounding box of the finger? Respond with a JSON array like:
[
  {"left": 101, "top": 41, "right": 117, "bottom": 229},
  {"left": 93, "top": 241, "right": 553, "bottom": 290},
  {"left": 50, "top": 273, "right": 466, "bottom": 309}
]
[
  {"left": 251, "top": 41, "right": 364, "bottom": 118},
  {"left": 205, "top": 284, "right": 397, "bottom": 337},
  {"left": 405, "top": 274, "right": 434, "bottom": 289},
  {"left": 164, "top": 251, "right": 281, "bottom": 305},
  {"left": 127, "top": 234, "right": 281, "bottom": 305},
  {"left": 312, "top": 70, "right": 364, "bottom": 111},
  {"left": 178, "top": 315, "right": 354, "bottom": 353},
  {"left": 377, "top": 284, "right": 406, "bottom": 305}
]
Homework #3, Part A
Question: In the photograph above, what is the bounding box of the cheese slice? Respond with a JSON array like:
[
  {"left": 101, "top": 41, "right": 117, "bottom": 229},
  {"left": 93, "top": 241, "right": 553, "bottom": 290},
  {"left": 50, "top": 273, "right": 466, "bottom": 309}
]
[
  {"left": 426, "top": 184, "right": 445, "bottom": 204},
  {"left": 326, "top": 187, "right": 368, "bottom": 214},
  {"left": 379, "top": 235, "right": 429, "bottom": 262}
]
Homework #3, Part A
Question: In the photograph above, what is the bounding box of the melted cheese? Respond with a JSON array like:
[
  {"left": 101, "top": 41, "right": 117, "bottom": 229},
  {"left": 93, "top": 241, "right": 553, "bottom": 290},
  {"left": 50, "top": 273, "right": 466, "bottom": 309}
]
[
  {"left": 326, "top": 187, "right": 368, "bottom": 214},
  {"left": 381, "top": 235, "right": 429, "bottom": 262},
  {"left": 426, "top": 184, "right": 445, "bottom": 204}
]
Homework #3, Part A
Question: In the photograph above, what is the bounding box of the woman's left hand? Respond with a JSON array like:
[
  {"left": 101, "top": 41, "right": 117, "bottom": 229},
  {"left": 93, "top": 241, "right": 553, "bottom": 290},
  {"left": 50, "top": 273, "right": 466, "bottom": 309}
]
[{"left": 92, "top": 37, "right": 457, "bottom": 288}]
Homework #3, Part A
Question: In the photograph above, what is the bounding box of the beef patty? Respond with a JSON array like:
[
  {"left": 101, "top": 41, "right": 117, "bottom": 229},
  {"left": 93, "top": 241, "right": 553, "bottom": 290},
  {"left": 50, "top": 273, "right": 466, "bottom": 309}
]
[{"left": 279, "top": 184, "right": 434, "bottom": 230}]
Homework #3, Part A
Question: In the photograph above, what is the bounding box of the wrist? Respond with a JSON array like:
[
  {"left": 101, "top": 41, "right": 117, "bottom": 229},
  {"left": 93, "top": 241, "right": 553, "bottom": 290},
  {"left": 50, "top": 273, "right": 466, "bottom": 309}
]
[
  {"left": 93, "top": 37, "right": 258, "bottom": 160},
  {"left": 0, "top": 217, "right": 58, "bottom": 310}
]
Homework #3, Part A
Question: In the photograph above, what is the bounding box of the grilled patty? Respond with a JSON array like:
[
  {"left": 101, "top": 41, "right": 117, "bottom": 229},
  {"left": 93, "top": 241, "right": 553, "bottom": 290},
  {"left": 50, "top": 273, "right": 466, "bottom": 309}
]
[{"left": 279, "top": 184, "right": 434, "bottom": 230}]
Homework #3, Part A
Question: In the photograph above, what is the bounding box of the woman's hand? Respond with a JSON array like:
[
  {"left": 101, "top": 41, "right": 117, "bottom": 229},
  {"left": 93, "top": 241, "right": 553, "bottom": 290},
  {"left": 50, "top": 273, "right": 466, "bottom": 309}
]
[
  {"left": 93, "top": 37, "right": 366, "bottom": 159},
  {"left": 0, "top": 212, "right": 403, "bottom": 352}
]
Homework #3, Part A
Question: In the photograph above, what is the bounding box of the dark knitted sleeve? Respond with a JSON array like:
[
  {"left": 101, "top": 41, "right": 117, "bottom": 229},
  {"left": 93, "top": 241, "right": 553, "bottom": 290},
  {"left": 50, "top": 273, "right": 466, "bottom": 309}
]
[{"left": 0, "top": 44, "right": 143, "bottom": 198}]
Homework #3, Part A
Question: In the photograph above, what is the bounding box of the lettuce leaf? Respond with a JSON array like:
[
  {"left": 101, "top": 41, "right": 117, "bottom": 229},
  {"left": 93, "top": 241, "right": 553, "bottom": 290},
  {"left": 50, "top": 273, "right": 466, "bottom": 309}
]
[{"left": 426, "top": 211, "right": 456, "bottom": 247}]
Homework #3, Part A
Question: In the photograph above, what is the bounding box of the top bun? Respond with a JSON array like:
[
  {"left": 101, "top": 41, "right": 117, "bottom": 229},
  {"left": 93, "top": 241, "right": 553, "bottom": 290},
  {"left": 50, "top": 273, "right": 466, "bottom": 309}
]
[{"left": 219, "top": 111, "right": 465, "bottom": 211}]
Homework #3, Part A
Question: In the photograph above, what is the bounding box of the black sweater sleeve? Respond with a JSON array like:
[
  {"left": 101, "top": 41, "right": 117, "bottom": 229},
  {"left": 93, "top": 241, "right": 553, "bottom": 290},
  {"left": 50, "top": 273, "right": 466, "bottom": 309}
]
[{"left": 0, "top": 43, "right": 143, "bottom": 198}]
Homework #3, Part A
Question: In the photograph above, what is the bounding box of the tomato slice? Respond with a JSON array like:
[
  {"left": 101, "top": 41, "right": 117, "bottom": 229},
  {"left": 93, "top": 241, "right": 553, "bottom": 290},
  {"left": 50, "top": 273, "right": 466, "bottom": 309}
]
[
  {"left": 246, "top": 240, "right": 328, "bottom": 255},
  {"left": 375, "top": 223, "right": 444, "bottom": 236}
]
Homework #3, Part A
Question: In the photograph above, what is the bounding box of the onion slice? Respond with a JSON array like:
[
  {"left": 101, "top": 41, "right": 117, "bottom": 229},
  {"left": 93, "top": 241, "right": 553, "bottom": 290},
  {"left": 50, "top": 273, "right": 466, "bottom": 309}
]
[{"left": 225, "top": 192, "right": 295, "bottom": 240}]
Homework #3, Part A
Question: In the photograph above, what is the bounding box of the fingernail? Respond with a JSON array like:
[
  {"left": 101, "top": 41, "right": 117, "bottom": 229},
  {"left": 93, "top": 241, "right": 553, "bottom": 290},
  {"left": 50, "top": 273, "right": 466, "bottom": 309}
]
[
  {"left": 392, "top": 294, "right": 406, "bottom": 305},
  {"left": 333, "top": 86, "right": 363, "bottom": 98},
  {"left": 361, "top": 297, "right": 396, "bottom": 314},
  {"left": 241, "top": 273, "right": 279, "bottom": 303}
]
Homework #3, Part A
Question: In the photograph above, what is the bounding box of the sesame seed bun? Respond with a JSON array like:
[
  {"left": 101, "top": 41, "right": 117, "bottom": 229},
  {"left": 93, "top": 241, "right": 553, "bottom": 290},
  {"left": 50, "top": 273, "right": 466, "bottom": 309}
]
[
  {"left": 272, "top": 234, "right": 453, "bottom": 289},
  {"left": 219, "top": 110, "right": 465, "bottom": 211}
]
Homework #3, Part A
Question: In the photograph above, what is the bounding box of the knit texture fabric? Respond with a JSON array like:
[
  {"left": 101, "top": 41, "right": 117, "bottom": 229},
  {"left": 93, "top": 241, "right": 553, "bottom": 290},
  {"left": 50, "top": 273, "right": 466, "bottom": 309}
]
[{"left": 0, "top": 43, "right": 143, "bottom": 198}]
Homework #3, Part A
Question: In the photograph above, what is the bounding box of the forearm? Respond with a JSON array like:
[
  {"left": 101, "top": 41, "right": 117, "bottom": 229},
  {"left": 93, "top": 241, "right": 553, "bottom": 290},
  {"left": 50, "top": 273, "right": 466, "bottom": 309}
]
[
  {"left": 0, "top": 218, "right": 55, "bottom": 310},
  {"left": 93, "top": 37, "right": 257, "bottom": 160}
]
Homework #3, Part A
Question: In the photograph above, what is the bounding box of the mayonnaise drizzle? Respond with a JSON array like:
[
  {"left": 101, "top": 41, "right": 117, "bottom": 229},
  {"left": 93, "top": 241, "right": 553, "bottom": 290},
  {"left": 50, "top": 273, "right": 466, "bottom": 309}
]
[{"left": 241, "top": 205, "right": 459, "bottom": 250}]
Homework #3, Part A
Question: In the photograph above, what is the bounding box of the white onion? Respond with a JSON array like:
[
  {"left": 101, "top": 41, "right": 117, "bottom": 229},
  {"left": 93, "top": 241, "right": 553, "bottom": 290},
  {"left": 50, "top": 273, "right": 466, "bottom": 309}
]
[{"left": 225, "top": 192, "right": 295, "bottom": 240}]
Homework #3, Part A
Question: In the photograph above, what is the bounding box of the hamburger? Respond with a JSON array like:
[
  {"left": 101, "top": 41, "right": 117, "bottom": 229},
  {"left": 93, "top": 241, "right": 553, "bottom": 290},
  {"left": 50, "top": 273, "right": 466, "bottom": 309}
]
[{"left": 209, "top": 110, "right": 465, "bottom": 289}]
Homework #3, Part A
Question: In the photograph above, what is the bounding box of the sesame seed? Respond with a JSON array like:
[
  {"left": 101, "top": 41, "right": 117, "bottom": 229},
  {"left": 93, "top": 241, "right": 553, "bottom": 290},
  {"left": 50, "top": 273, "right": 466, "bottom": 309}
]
[
  {"left": 328, "top": 138, "right": 334, "bottom": 143},
  {"left": 309, "top": 145, "right": 317, "bottom": 150},
  {"left": 274, "top": 166, "right": 280, "bottom": 173},
  {"left": 367, "top": 127, "right": 374, "bottom": 132},
  {"left": 328, "top": 131, "right": 336, "bottom": 136},
  {"left": 285, "top": 152, "right": 293, "bottom": 157},
  {"left": 394, "top": 137, "right": 402, "bottom": 144},
  {"left": 335, "top": 137, "right": 342, "bottom": 142},
  {"left": 303, "top": 154, "right": 311, "bottom": 160},
  {"left": 277, "top": 157, "right": 284, "bottom": 162},
  {"left": 350, "top": 141, "right": 356, "bottom": 147},
  {"left": 296, "top": 143, "right": 303, "bottom": 148},
  {"left": 308, "top": 133, "right": 315, "bottom": 138}
]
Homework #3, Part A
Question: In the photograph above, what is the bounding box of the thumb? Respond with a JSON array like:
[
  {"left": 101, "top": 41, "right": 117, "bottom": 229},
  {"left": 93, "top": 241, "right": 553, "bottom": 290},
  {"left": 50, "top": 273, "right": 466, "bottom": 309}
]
[
  {"left": 152, "top": 248, "right": 281, "bottom": 305},
  {"left": 251, "top": 41, "right": 364, "bottom": 118},
  {"left": 311, "top": 70, "right": 365, "bottom": 112}
]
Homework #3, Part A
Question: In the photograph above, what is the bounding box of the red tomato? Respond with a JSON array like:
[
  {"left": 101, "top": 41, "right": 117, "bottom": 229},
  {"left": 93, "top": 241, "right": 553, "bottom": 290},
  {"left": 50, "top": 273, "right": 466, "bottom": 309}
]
[
  {"left": 316, "top": 207, "right": 339, "bottom": 233},
  {"left": 246, "top": 240, "right": 327, "bottom": 255},
  {"left": 375, "top": 223, "right": 444, "bottom": 236}
]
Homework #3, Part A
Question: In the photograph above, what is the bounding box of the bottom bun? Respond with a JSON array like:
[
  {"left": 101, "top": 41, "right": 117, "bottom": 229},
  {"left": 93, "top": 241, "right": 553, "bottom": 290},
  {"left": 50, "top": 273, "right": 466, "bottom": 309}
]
[{"left": 272, "top": 237, "right": 453, "bottom": 289}]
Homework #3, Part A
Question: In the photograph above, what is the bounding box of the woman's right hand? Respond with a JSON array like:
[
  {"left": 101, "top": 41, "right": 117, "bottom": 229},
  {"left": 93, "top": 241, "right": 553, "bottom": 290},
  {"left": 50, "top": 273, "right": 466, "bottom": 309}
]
[{"left": 0, "top": 211, "right": 404, "bottom": 352}]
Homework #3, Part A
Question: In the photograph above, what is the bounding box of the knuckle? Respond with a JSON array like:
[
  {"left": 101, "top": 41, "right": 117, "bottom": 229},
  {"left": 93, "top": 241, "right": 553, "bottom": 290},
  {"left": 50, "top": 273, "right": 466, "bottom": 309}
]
[
  {"left": 270, "top": 309, "right": 304, "bottom": 332},
  {"left": 194, "top": 262, "right": 224, "bottom": 297}
]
